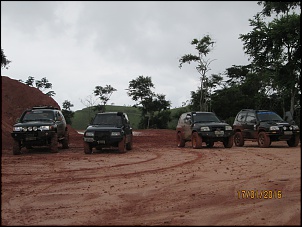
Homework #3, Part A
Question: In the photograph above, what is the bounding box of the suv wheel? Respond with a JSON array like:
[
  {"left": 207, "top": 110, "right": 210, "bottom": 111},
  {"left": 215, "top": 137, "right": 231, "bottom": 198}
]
[
  {"left": 13, "top": 139, "right": 22, "bottom": 155},
  {"left": 62, "top": 130, "right": 69, "bottom": 149},
  {"left": 257, "top": 132, "right": 270, "bottom": 148},
  {"left": 223, "top": 136, "right": 234, "bottom": 148},
  {"left": 126, "top": 135, "right": 133, "bottom": 150},
  {"left": 84, "top": 142, "right": 92, "bottom": 154},
  {"left": 234, "top": 132, "right": 244, "bottom": 147},
  {"left": 177, "top": 132, "right": 185, "bottom": 147},
  {"left": 118, "top": 136, "right": 126, "bottom": 153},
  {"left": 50, "top": 134, "right": 59, "bottom": 153},
  {"left": 192, "top": 132, "right": 202, "bottom": 149},
  {"left": 206, "top": 141, "right": 214, "bottom": 148},
  {"left": 287, "top": 135, "right": 299, "bottom": 147}
]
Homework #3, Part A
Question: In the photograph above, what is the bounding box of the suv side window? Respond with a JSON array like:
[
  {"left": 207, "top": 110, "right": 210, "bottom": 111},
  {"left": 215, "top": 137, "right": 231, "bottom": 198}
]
[
  {"left": 178, "top": 113, "right": 186, "bottom": 125},
  {"left": 236, "top": 112, "right": 247, "bottom": 122},
  {"left": 55, "top": 111, "right": 62, "bottom": 121},
  {"left": 246, "top": 112, "right": 256, "bottom": 123}
]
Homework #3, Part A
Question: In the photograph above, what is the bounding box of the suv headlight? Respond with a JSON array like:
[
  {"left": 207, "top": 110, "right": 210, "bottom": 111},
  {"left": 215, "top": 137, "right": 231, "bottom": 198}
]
[
  {"left": 291, "top": 125, "right": 299, "bottom": 130},
  {"left": 85, "top": 131, "right": 94, "bottom": 137},
  {"left": 269, "top": 126, "right": 279, "bottom": 131},
  {"left": 200, "top": 126, "right": 210, "bottom": 131},
  {"left": 111, "top": 131, "right": 121, "bottom": 136},
  {"left": 13, "top": 126, "right": 23, "bottom": 132},
  {"left": 225, "top": 125, "right": 232, "bottom": 131},
  {"left": 40, "top": 126, "right": 51, "bottom": 131}
]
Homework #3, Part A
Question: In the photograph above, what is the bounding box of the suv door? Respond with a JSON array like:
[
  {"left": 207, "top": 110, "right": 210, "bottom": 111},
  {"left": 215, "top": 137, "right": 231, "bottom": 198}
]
[
  {"left": 55, "top": 111, "right": 65, "bottom": 136},
  {"left": 244, "top": 112, "right": 257, "bottom": 139},
  {"left": 122, "top": 113, "right": 132, "bottom": 138},
  {"left": 183, "top": 113, "right": 192, "bottom": 140}
]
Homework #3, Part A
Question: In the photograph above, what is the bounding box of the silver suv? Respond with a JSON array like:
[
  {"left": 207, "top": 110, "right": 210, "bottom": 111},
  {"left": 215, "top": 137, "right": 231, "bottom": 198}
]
[{"left": 176, "top": 111, "right": 234, "bottom": 148}]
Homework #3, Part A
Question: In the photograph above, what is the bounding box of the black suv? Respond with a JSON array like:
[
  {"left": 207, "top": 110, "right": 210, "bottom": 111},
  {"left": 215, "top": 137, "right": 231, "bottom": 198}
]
[
  {"left": 83, "top": 112, "right": 133, "bottom": 154},
  {"left": 11, "top": 106, "right": 69, "bottom": 155},
  {"left": 233, "top": 109, "right": 300, "bottom": 148},
  {"left": 176, "top": 111, "right": 234, "bottom": 148}
]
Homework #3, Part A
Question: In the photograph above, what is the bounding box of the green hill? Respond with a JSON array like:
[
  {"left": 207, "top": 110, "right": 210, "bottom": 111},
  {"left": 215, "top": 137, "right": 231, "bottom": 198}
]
[{"left": 71, "top": 105, "right": 190, "bottom": 130}]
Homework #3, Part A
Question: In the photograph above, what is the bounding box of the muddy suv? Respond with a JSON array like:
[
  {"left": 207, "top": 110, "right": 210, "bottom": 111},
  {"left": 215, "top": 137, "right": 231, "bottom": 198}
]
[
  {"left": 233, "top": 109, "right": 300, "bottom": 148},
  {"left": 83, "top": 112, "right": 133, "bottom": 154},
  {"left": 176, "top": 111, "right": 234, "bottom": 148},
  {"left": 11, "top": 106, "right": 69, "bottom": 155}
]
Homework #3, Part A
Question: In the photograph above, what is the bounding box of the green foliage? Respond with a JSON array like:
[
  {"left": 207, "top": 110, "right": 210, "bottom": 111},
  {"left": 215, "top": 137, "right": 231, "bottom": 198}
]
[
  {"left": 25, "top": 76, "right": 35, "bottom": 86},
  {"left": 20, "top": 76, "right": 56, "bottom": 97},
  {"left": 1, "top": 48, "right": 11, "bottom": 69},
  {"left": 179, "top": 35, "right": 216, "bottom": 111},
  {"left": 127, "top": 75, "right": 171, "bottom": 129},
  {"left": 35, "top": 77, "right": 52, "bottom": 90},
  {"left": 239, "top": 2, "right": 300, "bottom": 116},
  {"left": 127, "top": 76, "right": 154, "bottom": 101},
  {"left": 94, "top": 85, "right": 117, "bottom": 109},
  {"left": 62, "top": 100, "right": 75, "bottom": 124},
  {"left": 71, "top": 105, "right": 141, "bottom": 130}
]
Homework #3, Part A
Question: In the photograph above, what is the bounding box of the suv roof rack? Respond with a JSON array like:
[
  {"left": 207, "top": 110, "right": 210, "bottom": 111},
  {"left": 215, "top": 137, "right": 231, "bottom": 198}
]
[{"left": 32, "top": 106, "right": 59, "bottom": 110}]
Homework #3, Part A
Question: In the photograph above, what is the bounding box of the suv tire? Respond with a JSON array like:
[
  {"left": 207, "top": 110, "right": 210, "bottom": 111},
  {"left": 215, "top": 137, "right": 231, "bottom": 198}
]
[
  {"left": 50, "top": 134, "right": 59, "bottom": 153},
  {"left": 234, "top": 132, "right": 244, "bottom": 147},
  {"left": 84, "top": 142, "right": 92, "bottom": 154},
  {"left": 118, "top": 136, "right": 126, "bottom": 153},
  {"left": 177, "top": 132, "right": 185, "bottom": 147},
  {"left": 13, "top": 140, "right": 22, "bottom": 155},
  {"left": 192, "top": 132, "right": 202, "bottom": 149},
  {"left": 223, "top": 135, "right": 234, "bottom": 148},
  {"left": 62, "top": 131, "right": 69, "bottom": 149},
  {"left": 287, "top": 135, "right": 299, "bottom": 147},
  {"left": 257, "top": 132, "right": 270, "bottom": 148}
]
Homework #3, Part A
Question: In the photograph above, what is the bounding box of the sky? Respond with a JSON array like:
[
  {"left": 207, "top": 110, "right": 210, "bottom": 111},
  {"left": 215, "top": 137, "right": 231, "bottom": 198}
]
[{"left": 1, "top": 1, "right": 263, "bottom": 111}]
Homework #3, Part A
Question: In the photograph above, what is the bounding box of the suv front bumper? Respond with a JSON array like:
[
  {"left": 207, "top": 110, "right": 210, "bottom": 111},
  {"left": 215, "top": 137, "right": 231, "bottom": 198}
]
[
  {"left": 198, "top": 130, "right": 233, "bottom": 138},
  {"left": 11, "top": 131, "right": 56, "bottom": 145}
]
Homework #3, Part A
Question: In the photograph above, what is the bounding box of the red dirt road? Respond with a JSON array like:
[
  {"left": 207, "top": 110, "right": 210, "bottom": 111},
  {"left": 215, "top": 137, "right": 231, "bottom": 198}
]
[{"left": 1, "top": 129, "right": 301, "bottom": 226}]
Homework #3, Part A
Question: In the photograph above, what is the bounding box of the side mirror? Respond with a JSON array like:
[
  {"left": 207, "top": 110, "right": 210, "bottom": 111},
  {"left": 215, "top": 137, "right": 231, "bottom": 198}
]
[
  {"left": 15, "top": 118, "right": 20, "bottom": 123},
  {"left": 251, "top": 119, "right": 256, "bottom": 124},
  {"left": 284, "top": 111, "right": 294, "bottom": 123}
]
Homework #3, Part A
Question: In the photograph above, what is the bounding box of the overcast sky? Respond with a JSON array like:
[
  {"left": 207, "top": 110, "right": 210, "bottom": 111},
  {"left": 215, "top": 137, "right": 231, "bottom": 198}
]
[{"left": 1, "top": 1, "right": 263, "bottom": 111}]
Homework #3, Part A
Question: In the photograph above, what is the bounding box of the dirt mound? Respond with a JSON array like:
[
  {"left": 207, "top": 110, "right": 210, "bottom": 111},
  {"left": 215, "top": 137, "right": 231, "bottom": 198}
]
[{"left": 1, "top": 76, "right": 79, "bottom": 151}]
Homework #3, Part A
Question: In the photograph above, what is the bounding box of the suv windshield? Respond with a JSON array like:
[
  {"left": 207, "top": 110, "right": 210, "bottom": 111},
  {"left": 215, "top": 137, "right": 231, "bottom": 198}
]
[
  {"left": 193, "top": 112, "right": 220, "bottom": 123},
  {"left": 92, "top": 114, "right": 123, "bottom": 126},
  {"left": 257, "top": 111, "right": 284, "bottom": 122},
  {"left": 21, "top": 110, "right": 55, "bottom": 122}
]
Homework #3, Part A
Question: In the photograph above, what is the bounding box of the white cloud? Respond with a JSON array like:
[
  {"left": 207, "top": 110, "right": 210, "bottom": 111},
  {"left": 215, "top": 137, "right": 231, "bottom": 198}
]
[{"left": 1, "top": 1, "right": 263, "bottom": 111}]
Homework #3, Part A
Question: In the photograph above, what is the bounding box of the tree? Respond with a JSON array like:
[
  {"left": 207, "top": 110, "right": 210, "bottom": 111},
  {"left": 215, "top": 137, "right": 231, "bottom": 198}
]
[
  {"left": 189, "top": 73, "right": 223, "bottom": 111},
  {"left": 25, "top": 76, "right": 35, "bottom": 86},
  {"left": 1, "top": 48, "right": 11, "bottom": 69},
  {"left": 239, "top": 1, "right": 300, "bottom": 118},
  {"left": 80, "top": 94, "right": 99, "bottom": 124},
  {"left": 93, "top": 85, "right": 117, "bottom": 112},
  {"left": 127, "top": 75, "right": 171, "bottom": 129},
  {"left": 179, "top": 35, "right": 216, "bottom": 111},
  {"left": 62, "top": 100, "right": 75, "bottom": 125}
]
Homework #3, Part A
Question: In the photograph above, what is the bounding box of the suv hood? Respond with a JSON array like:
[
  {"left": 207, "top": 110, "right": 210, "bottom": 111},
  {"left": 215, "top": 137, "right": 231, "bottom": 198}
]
[
  {"left": 194, "top": 122, "right": 229, "bottom": 127},
  {"left": 13, "top": 121, "right": 55, "bottom": 127},
  {"left": 85, "top": 125, "right": 122, "bottom": 131},
  {"left": 259, "top": 121, "right": 290, "bottom": 126}
]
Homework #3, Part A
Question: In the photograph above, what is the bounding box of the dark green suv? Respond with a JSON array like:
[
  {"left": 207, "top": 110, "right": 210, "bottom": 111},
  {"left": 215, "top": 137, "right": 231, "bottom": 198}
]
[
  {"left": 83, "top": 112, "right": 133, "bottom": 154},
  {"left": 11, "top": 106, "right": 69, "bottom": 155},
  {"left": 233, "top": 109, "right": 300, "bottom": 148},
  {"left": 176, "top": 111, "right": 234, "bottom": 148}
]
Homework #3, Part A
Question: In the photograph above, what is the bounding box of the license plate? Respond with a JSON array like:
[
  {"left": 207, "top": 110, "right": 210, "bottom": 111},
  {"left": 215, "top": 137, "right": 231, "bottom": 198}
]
[
  {"left": 215, "top": 131, "right": 224, "bottom": 136},
  {"left": 97, "top": 140, "right": 105, "bottom": 144},
  {"left": 284, "top": 131, "right": 292, "bottom": 135},
  {"left": 26, "top": 137, "right": 36, "bottom": 141}
]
